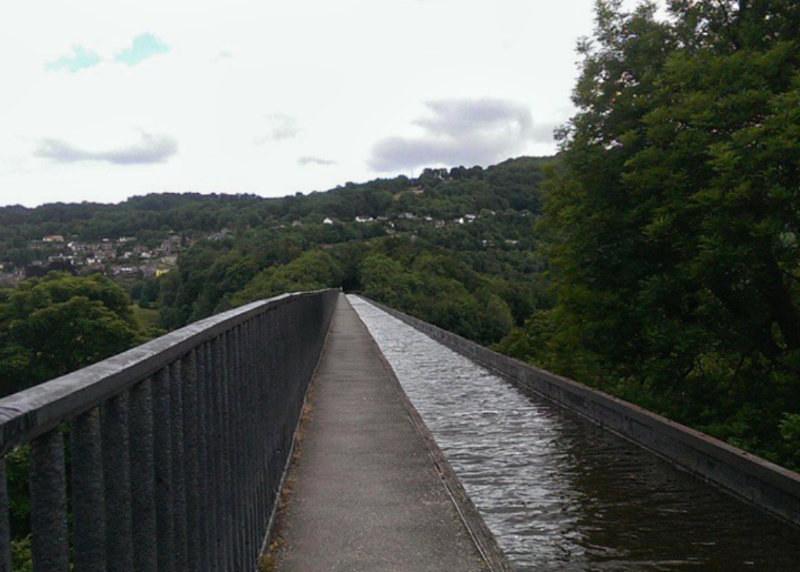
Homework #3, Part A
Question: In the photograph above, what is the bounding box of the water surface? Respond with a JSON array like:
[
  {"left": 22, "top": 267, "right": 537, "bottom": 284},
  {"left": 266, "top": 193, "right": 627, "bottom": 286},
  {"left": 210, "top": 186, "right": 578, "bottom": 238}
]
[{"left": 350, "top": 296, "right": 800, "bottom": 570}]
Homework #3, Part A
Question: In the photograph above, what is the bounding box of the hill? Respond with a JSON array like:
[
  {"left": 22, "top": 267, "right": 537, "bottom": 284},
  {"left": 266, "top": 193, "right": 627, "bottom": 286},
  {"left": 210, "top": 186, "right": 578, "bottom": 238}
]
[{"left": 0, "top": 156, "right": 553, "bottom": 347}]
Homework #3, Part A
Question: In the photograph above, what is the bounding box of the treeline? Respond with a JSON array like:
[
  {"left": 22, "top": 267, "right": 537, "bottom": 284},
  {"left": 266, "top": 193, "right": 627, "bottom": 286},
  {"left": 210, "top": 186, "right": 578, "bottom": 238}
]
[
  {"left": 498, "top": 0, "right": 800, "bottom": 469},
  {"left": 149, "top": 157, "right": 549, "bottom": 341},
  {"left": 1, "top": 155, "right": 551, "bottom": 364},
  {"left": 0, "top": 157, "right": 544, "bottom": 246}
]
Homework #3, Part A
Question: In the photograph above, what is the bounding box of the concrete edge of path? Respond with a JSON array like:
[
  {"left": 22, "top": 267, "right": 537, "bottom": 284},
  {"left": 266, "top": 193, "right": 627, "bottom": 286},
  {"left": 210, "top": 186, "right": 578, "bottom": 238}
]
[{"left": 358, "top": 302, "right": 515, "bottom": 572}]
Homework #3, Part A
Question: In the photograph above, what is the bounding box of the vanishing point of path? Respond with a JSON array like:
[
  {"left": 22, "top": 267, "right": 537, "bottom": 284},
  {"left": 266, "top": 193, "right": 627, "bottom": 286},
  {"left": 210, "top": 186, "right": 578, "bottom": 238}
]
[{"left": 269, "top": 294, "right": 506, "bottom": 571}]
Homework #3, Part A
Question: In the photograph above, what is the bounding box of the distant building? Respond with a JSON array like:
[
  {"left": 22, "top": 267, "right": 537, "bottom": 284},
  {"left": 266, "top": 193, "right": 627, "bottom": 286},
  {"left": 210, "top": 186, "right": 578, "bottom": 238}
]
[
  {"left": 323, "top": 217, "right": 334, "bottom": 225},
  {"left": 0, "top": 271, "right": 22, "bottom": 287},
  {"left": 42, "top": 235, "right": 64, "bottom": 243},
  {"left": 205, "top": 230, "right": 231, "bottom": 242}
]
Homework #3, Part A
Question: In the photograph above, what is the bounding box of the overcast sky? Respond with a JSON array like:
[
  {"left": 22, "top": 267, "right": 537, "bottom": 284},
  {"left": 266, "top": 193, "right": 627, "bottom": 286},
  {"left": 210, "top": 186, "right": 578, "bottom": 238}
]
[{"left": 1, "top": 0, "right": 611, "bottom": 207}]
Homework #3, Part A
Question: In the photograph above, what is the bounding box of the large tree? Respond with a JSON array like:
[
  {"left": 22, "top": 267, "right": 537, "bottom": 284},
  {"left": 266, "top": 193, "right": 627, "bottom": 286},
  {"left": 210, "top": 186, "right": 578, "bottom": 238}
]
[
  {"left": 532, "top": 0, "right": 800, "bottom": 465},
  {"left": 0, "top": 272, "right": 145, "bottom": 396}
]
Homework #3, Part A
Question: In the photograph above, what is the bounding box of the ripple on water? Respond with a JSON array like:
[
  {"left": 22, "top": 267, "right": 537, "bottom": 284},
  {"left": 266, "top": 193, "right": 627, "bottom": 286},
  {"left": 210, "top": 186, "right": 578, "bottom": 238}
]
[{"left": 349, "top": 296, "right": 800, "bottom": 571}]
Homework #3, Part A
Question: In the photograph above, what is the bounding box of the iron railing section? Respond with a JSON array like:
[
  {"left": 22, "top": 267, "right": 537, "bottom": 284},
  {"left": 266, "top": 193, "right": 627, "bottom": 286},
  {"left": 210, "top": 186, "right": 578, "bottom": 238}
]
[{"left": 0, "top": 289, "right": 338, "bottom": 571}]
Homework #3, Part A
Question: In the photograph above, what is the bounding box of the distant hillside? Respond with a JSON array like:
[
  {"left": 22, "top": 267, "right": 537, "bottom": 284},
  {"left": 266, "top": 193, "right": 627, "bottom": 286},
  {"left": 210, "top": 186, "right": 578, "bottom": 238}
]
[
  {"left": 0, "top": 156, "right": 554, "bottom": 348},
  {"left": 0, "top": 156, "right": 550, "bottom": 241}
]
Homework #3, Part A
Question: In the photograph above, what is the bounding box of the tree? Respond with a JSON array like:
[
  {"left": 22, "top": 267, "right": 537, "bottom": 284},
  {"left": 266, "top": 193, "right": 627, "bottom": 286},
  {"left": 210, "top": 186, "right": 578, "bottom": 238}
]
[
  {"left": 532, "top": 0, "right": 800, "bottom": 466},
  {"left": 358, "top": 250, "right": 515, "bottom": 345},
  {"left": 0, "top": 272, "right": 145, "bottom": 396},
  {"left": 231, "top": 250, "right": 344, "bottom": 305}
]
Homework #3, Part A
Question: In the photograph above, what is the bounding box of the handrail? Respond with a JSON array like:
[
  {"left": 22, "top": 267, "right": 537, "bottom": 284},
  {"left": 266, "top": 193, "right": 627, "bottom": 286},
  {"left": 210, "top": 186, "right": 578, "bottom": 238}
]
[{"left": 0, "top": 289, "right": 338, "bottom": 571}]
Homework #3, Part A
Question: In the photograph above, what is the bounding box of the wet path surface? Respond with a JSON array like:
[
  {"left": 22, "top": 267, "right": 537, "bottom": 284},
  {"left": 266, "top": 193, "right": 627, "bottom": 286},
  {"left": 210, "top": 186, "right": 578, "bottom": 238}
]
[{"left": 350, "top": 296, "right": 800, "bottom": 571}]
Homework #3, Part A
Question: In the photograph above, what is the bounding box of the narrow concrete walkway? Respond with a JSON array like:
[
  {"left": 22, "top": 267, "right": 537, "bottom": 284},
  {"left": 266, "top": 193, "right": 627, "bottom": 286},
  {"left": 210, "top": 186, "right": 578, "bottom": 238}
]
[{"left": 271, "top": 295, "right": 489, "bottom": 571}]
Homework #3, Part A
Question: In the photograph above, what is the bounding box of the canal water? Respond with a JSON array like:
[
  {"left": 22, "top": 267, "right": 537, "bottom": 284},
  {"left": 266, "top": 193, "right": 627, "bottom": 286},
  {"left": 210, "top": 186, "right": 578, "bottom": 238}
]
[{"left": 349, "top": 296, "right": 800, "bottom": 571}]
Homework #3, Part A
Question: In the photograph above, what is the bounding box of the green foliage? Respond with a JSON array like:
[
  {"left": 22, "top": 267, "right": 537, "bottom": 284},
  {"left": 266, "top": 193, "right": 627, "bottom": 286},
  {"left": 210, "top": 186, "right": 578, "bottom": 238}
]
[
  {"left": 0, "top": 156, "right": 551, "bottom": 446},
  {"left": 142, "top": 157, "right": 549, "bottom": 348},
  {"left": 11, "top": 535, "right": 32, "bottom": 572},
  {"left": 779, "top": 413, "right": 800, "bottom": 471},
  {"left": 4, "top": 446, "right": 30, "bottom": 538},
  {"left": 0, "top": 273, "right": 145, "bottom": 396},
  {"left": 232, "top": 250, "right": 344, "bottom": 304},
  {"left": 514, "top": 0, "right": 800, "bottom": 468},
  {"left": 359, "top": 249, "right": 514, "bottom": 345},
  {"left": 358, "top": 253, "right": 419, "bottom": 308}
]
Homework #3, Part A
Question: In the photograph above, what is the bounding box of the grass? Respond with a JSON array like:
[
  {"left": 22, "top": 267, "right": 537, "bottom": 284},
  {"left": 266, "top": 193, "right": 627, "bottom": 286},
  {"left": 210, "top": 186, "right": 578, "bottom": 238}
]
[{"left": 132, "top": 304, "right": 160, "bottom": 329}]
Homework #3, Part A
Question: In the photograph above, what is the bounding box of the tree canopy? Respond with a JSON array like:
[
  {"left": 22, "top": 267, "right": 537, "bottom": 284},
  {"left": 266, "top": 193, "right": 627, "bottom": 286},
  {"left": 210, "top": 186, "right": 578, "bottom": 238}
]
[
  {"left": 0, "top": 273, "right": 145, "bottom": 396},
  {"left": 502, "top": 0, "right": 800, "bottom": 468}
]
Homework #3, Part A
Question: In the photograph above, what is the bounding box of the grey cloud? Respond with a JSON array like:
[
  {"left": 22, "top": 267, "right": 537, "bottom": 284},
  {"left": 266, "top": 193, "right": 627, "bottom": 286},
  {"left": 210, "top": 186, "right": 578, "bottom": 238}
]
[
  {"left": 255, "top": 114, "right": 301, "bottom": 144},
  {"left": 35, "top": 133, "right": 177, "bottom": 165},
  {"left": 414, "top": 99, "right": 532, "bottom": 136},
  {"left": 298, "top": 156, "right": 336, "bottom": 166},
  {"left": 369, "top": 98, "right": 536, "bottom": 172}
]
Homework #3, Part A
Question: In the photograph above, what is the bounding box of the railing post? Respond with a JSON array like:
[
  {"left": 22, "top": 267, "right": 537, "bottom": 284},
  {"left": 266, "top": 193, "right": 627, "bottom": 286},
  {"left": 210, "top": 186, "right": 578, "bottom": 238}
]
[
  {"left": 210, "top": 336, "right": 227, "bottom": 570},
  {"left": 130, "top": 378, "right": 157, "bottom": 570},
  {"left": 170, "top": 359, "right": 188, "bottom": 571},
  {"left": 30, "top": 428, "right": 68, "bottom": 571},
  {"left": 0, "top": 460, "right": 11, "bottom": 572},
  {"left": 259, "top": 310, "right": 273, "bottom": 530},
  {"left": 153, "top": 367, "right": 176, "bottom": 572},
  {"left": 72, "top": 407, "right": 106, "bottom": 572},
  {"left": 231, "top": 325, "right": 247, "bottom": 568},
  {"left": 234, "top": 323, "right": 250, "bottom": 566},
  {"left": 219, "top": 333, "right": 234, "bottom": 571},
  {"left": 102, "top": 391, "right": 134, "bottom": 571},
  {"left": 201, "top": 340, "right": 220, "bottom": 569},
  {"left": 224, "top": 329, "right": 240, "bottom": 570},
  {"left": 244, "top": 319, "right": 258, "bottom": 564},
  {"left": 182, "top": 349, "right": 201, "bottom": 572}
]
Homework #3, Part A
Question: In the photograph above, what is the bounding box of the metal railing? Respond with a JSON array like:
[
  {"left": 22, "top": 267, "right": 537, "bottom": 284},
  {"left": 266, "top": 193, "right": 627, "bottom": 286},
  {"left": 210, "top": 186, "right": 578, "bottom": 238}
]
[{"left": 0, "top": 289, "right": 338, "bottom": 571}]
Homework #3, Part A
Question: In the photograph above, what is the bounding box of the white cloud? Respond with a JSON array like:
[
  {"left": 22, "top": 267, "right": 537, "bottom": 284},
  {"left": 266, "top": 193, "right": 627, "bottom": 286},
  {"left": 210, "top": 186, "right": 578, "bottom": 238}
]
[
  {"left": 298, "top": 156, "right": 336, "bottom": 167},
  {"left": 254, "top": 114, "right": 302, "bottom": 144},
  {"left": 35, "top": 132, "right": 177, "bottom": 165}
]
